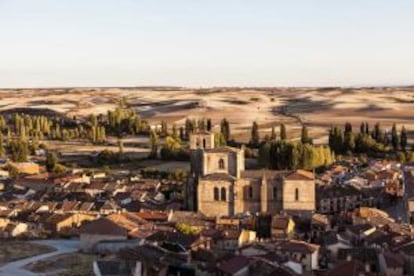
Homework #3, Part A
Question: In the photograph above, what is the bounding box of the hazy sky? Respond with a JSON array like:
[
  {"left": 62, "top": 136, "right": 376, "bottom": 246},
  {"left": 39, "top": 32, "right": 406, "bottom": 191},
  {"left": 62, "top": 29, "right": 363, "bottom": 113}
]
[{"left": 1, "top": 0, "right": 413, "bottom": 88}]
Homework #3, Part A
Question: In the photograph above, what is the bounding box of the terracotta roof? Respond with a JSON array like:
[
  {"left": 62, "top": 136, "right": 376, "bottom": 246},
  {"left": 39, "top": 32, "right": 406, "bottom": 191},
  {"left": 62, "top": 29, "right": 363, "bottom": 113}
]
[
  {"left": 60, "top": 201, "right": 79, "bottom": 212},
  {"left": 80, "top": 218, "right": 128, "bottom": 236},
  {"left": 135, "top": 211, "right": 168, "bottom": 222},
  {"left": 277, "top": 240, "right": 319, "bottom": 254},
  {"left": 272, "top": 216, "right": 290, "bottom": 230},
  {"left": 325, "top": 260, "right": 367, "bottom": 276},
  {"left": 217, "top": 255, "right": 250, "bottom": 274}
]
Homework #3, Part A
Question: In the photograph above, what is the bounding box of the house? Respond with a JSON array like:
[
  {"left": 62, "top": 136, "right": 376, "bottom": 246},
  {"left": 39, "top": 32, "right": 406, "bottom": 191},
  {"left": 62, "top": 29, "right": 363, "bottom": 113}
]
[
  {"left": 317, "top": 185, "right": 362, "bottom": 214},
  {"left": 272, "top": 215, "right": 295, "bottom": 239},
  {"left": 168, "top": 210, "right": 214, "bottom": 231},
  {"left": 311, "top": 213, "right": 330, "bottom": 242},
  {"left": 275, "top": 240, "right": 320, "bottom": 271},
  {"left": 325, "top": 260, "right": 371, "bottom": 276},
  {"left": 0, "top": 222, "right": 29, "bottom": 238},
  {"left": 106, "top": 212, "right": 154, "bottom": 239},
  {"left": 346, "top": 224, "right": 376, "bottom": 244},
  {"left": 217, "top": 255, "right": 251, "bottom": 276},
  {"left": 135, "top": 211, "right": 168, "bottom": 223},
  {"left": 114, "top": 244, "right": 192, "bottom": 276},
  {"left": 146, "top": 230, "right": 211, "bottom": 252},
  {"left": 379, "top": 251, "right": 404, "bottom": 276},
  {"left": 8, "top": 161, "right": 40, "bottom": 175},
  {"left": 79, "top": 218, "right": 128, "bottom": 252},
  {"left": 337, "top": 247, "right": 380, "bottom": 274},
  {"left": 44, "top": 213, "right": 95, "bottom": 235},
  {"left": 323, "top": 231, "right": 352, "bottom": 260}
]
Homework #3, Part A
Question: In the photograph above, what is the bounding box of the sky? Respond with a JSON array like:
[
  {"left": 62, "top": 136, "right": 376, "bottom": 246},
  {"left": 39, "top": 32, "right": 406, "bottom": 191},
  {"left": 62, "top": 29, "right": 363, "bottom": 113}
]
[{"left": 0, "top": 0, "right": 413, "bottom": 88}]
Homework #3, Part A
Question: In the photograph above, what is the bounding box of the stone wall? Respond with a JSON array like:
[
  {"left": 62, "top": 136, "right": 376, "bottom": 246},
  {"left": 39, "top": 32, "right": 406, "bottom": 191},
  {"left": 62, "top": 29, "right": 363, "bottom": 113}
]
[
  {"left": 282, "top": 180, "right": 315, "bottom": 211},
  {"left": 198, "top": 179, "right": 233, "bottom": 217}
]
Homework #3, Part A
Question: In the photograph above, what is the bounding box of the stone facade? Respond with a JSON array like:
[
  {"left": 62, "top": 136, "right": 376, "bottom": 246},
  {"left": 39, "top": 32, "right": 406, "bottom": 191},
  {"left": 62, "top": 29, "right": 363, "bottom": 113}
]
[{"left": 188, "top": 132, "right": 316, "bottom": 217}]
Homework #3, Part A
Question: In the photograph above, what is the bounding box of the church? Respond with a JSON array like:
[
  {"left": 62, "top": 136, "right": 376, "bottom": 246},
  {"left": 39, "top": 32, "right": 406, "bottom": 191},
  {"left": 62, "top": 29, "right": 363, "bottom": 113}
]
[{"left": 187, "top": 131, "right": 316, "bottom": 217}]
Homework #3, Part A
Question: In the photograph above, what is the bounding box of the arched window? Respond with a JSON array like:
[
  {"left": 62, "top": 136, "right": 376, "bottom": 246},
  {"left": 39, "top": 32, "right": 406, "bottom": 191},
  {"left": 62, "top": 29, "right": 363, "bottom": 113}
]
[
  {"left": 219, "top": 158, "right": 225, "bottom": 169},
  {"left": 214, "top": 187, "right": 219, "bottom": 201},
  {"left": 221, "top": 187, "right": 226, "bottom": 201},
  {"left": 203, "top": 138, "right": 206, "bottom": 149},
  {"left": 249, "top": 186, "right": 253, "bottom": 199},
  {"left": 273, "top": 187, "right": 277, "bottom": 200},
  {"left": 295, "top": 188, "right": 299, "bottom": 201}
]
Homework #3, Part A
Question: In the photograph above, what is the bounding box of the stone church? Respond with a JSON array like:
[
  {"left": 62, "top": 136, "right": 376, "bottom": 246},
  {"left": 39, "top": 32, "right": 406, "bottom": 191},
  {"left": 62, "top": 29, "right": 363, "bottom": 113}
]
[{"left": 187, "top": 131, "right": 315, "bottom": 217}]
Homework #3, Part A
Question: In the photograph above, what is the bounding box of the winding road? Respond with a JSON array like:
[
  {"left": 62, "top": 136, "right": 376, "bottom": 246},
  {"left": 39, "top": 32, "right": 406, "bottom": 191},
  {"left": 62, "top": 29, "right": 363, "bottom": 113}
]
[{"left": 0, "top": 239, "right": 79, "bottom": 276}]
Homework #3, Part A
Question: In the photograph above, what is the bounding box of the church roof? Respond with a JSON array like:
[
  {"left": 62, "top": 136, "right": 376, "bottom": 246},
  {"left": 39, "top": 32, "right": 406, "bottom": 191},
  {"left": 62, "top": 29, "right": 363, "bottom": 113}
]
[
  {"left": 240, "top": 170, "right": 289, "bottom": 179},
  {"left": 204, "top": 146, "right": 240, "bottom": 154},
  {"left": 284, "top": 170, "right": 314, "bottom": 181},
  {"left": 200, "top": 173, "right": 235, "bottom": 181}
]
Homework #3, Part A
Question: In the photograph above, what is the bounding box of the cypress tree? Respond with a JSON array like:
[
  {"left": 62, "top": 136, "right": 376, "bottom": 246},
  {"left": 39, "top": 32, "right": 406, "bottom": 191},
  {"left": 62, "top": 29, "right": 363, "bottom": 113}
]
[
  {"left": 250, "top": 121, "right": 260, "bottom": 146},
  {"left": 280, "top": 124, "right": 287, "bottom": 140},
  {"left": 206, "top": 118, "right": 212, "bottom": 131},
  {"left": 391, "top": 123, "right": 399, "bottom": 151},
  {"left": 301, "top": 125, "right": 312, "bottom": 144},
  {"left": 401, "top": 126, "right": 408, "bottom": 151},
  {"left": 270, "top": 126, "right": 277, "bottom": 140},
  {"left": 149, "top": 130, "right": 159, "bottom": 159},
  {"left": 46, "top": 151, "right": 58, "bottom": 172},
  {"left": 220, "top": 118, "right": 231, "bottom": 142}
]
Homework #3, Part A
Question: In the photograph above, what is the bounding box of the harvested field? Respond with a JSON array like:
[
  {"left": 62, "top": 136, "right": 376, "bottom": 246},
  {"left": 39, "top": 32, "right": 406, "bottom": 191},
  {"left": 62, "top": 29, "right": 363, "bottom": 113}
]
[{"left": 0, "top": 87, "right": 413, "bottom": 144}]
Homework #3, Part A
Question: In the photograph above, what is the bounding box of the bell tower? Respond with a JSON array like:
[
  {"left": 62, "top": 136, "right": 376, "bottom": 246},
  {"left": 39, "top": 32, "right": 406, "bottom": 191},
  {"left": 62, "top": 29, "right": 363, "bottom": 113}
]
[{"left": 189, "top": 131, "right": 215, "bottom": 150}]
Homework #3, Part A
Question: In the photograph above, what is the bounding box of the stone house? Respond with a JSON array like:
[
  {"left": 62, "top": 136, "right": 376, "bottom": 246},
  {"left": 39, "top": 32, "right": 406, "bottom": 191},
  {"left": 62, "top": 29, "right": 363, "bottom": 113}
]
[{"left": 79, "top": 218, "right": 128, "bottom": 252}]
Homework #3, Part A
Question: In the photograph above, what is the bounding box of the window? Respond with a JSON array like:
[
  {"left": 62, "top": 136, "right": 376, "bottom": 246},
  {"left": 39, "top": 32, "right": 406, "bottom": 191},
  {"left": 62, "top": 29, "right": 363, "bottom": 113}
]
[
  {"left": 221, "top": 187, "right": 226, "bottom": 201},
  {"left": 203, "top": 138, "right": 206, "bottom": 149},
  {"left": 219, "top": 158, "right": 225, "bottom": 169},
  {"left": 196, "top": 138, "right": 201, "bottom": 147},
  {"left": 295, "top": 188, "right": 299, "bottom": 201},
  {"left": 273, "top": 187, "right": 277, "bottom": 200},
  {"left": 214, "top": 187, "right": 219, "bottom": 201},
  {"left": 249, "top": 186, "right": 253, "bottom": 199}
]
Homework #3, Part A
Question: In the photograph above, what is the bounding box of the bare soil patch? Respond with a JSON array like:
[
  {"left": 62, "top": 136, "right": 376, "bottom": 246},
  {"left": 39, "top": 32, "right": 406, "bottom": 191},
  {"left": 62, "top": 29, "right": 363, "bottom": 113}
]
[{"left": 0, "top": 241, "right": 55, "bottom": 266}]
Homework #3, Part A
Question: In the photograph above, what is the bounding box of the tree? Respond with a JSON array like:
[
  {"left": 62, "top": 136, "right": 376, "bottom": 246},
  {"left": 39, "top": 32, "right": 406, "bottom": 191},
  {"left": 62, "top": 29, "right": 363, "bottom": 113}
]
[
  {"left": 172, "top": 124, "right": 178, "bottom": 140},
  {"left": 46, "top": 151, "right": 58, "bottom": 172},
  {"left": 206, "top": 118, "right": 212, "bottom": 131},
  {"left": 161, "top": 121, "right": 168, "bottom": 137},
  {"left": 0, "top": 135, "right": 4, "bottom": 157},
  {"left": 185, "top": 119, "right": 195, "bottom": 140},
  {"left": 401, "top": 126, "right": 408, "bottom": 151},
  {"left": 270, "top": 126, "right": 276, "bottom": 140},
  {"left": 250, "top": 121, "right": 260, "bottom": 146},
  {"left": 149, "top": 130, "right": 159, "bottom": 159},
  {"left": 118, "top": 138, "right": 124, "bottom": 154},
  {"left": 301, "top": 125, "right": 312, "bottom": 144},
  {"left": 220, "top": 118, "right": 231, "bottom": 142},
  {"left": 280, "top": 124, "right": 287, "bottom": 140},
  {"left": 214, "top": 133, "right": 227, "bottom": 147},
  {"left": 344, "top": 122, "right": 352, "bottom": 134},
  {"left": 360, "top": 122, "right": 365, "bottom": 134},
  {"left": 391, "top": 123, "right": 399, "bottom": 151}
]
